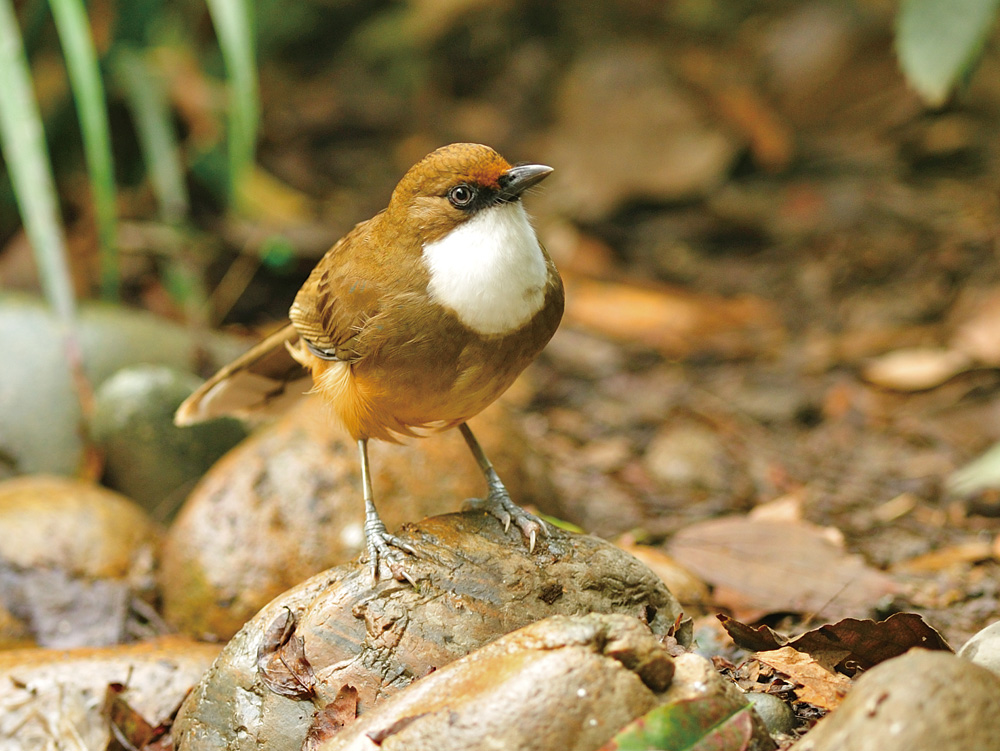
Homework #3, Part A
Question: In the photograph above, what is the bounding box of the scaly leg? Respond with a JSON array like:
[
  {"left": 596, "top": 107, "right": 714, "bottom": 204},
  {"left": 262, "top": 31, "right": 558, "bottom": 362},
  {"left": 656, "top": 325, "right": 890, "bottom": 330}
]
[
  {"left": 358, "top": 439, "right": 417, "bottom": 583},
  {"left": 458, "top": 422, "right": 547, "bottom": 551}
]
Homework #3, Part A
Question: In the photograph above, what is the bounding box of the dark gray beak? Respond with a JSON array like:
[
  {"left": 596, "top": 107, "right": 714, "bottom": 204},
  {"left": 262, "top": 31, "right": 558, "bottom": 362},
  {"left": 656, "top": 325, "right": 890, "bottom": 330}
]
[{"left": 497, "top": 163, "right": 554, "bottom": 201}]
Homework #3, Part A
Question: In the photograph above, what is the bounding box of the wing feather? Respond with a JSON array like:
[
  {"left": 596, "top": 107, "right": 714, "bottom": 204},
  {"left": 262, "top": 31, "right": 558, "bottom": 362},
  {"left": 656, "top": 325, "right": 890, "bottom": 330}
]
[{"left": 174, "top": 324, "right": 311, "bottom": 425}]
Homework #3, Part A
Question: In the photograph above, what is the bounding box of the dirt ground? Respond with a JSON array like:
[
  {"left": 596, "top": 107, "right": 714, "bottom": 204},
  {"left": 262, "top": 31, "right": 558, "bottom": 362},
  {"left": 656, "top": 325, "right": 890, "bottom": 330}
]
[
  {"left": 9, "top": 0, "right": 1000, "bottom": 651},
  {"left": 216, "top": 1, "right": 1000, "bottom": 648}
]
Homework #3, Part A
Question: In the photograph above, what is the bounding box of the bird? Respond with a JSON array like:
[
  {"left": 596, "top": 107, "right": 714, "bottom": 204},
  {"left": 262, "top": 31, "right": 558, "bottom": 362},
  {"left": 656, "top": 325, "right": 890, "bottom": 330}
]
[{"left": 175, "top": 143, "right": 564, "bottom": 581}]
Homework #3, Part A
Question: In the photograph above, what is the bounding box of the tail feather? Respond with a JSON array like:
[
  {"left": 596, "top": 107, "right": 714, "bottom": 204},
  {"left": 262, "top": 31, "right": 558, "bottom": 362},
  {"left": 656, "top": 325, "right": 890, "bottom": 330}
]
[{"left": 175, "top": 323, "right": 312, "bottom": 425}]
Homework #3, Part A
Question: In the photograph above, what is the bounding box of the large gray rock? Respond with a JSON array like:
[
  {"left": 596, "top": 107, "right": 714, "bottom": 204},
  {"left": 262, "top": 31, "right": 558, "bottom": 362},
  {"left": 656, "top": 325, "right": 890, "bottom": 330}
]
[
  {"left": 0, "top": 293, "right": 247, "bottom": 479},
  {"left": 791, "top": 649, "right": 1000, "bottom": 751},
  {"left": 92, "top": 365, "right": 247, "bottom": 515},
  {"left": 173, "top": 512, "right": 687, "bottom": 751}
]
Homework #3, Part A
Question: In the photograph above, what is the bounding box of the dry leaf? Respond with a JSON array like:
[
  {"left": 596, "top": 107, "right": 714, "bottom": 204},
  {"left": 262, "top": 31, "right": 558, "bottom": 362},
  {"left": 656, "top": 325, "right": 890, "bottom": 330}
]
[
  {"left": 755, "top": 646, "right": 852, "bottom": 710},
  {"left": 257, "top": 608, "right": 317, "bottom": 699},
  {"left": 304, "top": 686, "right": 360, "bottom": 751},
  {"left": 721, "top": 612, "right": 952, "bottom": 673},
  {"left": 862, "top": 347, "right": 972, "bottom": 391},
  {"left": 891, "top": 541, "right": 994, "bottom": 574},
  {"left": 563, "top": 275, "right": 783, "bottom": 359},
  {"left": 951, "top": 290, "right": 1000, "bottom": 364},
  {"left": 668, "top": 517, "right": 898, "bottom": 620}
]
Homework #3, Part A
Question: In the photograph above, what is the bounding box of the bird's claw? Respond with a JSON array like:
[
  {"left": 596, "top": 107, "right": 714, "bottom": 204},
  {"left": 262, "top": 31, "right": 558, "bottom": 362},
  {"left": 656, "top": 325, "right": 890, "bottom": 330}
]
[
  {"left": 464, "top": 488, "right": 547, "bottom": 551},
  {"left": 364, "top": 523, "right": 418, "bottom": 584}
]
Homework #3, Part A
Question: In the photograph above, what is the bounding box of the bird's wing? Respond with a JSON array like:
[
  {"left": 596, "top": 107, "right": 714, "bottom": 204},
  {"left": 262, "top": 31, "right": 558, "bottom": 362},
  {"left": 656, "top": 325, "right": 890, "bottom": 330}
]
[
  {"left": 288, "top": 220, "right": 384, "bottom": 361},
  {"left": 174, "top": 323, "right": 311, "bottom": 425}
]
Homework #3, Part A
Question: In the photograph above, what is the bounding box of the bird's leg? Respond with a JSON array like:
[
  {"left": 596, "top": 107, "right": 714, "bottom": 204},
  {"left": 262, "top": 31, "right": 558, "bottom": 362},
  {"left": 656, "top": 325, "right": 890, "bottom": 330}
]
[
  {"left": 358, "top": 439, "right": 417, "bottom": 583},
  {"left": 458, "top": 422, "right": 547, "bottom": 552}
]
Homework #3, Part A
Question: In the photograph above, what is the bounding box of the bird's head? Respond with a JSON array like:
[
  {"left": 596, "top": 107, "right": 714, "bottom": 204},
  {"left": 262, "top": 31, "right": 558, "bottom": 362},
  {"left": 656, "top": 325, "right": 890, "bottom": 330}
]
[{"left": 388, "top": 143, "right": 553, "bottom": 242}]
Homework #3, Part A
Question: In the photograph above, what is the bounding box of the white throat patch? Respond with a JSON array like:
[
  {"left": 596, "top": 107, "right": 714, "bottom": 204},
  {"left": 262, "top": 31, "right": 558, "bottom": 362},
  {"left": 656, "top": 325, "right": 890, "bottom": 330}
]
[{"left": 422, "top": 201, "right": 547, "bottom": 336}]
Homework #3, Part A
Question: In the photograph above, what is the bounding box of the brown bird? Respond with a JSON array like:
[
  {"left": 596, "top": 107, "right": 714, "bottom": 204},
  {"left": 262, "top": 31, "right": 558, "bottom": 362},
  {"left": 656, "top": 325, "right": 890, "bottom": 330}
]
[{"left": 176, "top": 143, "right": 563, "bottom": 581}]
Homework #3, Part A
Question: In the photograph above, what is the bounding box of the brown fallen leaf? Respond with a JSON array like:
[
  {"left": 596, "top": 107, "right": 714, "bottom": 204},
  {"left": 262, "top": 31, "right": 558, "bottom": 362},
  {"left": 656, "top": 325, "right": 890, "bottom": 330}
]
[
  {"left": 257, "top": 607, "right": 316, "bottom": 699},
  {"left": 721, "top": 612, "right": 952, "bottom": 675},
  {"left": 669, "top": 517, "right": 898, "bottom": 621},
  {"left": 787, "top": 613, "right": 952, "bottom": 672},
  {"left": 717, "top": 616, "right": 787, "bottom": 653},
  {"left": 891, "top": 540, "right": 994, "bottom": 574},
  {"left": 304, "top": 686, "right": 360, "bottom": 751},
  {"left": 861, "top": 288, "right": 1000, "bottom": 392},
  {"left": 755, "top": 646, "right": 852, "bottom": 710},
  {"left": 563, "top": 274, "right": 784, "bottom": 360},
  {"left": 105, "top": 681, "right": 179, "bottom": 751},
  {"left": 678, "top": 47, "right": 794, "bottom": 172},
  {"left": 545, "top": 44, "right": 740, "bottom": 220},
  {"left": 862, "top": 347, "right": 973, "bottom": 391},
  {"left": 951, "top": 288, "right": 1000, "bottom": 365}
]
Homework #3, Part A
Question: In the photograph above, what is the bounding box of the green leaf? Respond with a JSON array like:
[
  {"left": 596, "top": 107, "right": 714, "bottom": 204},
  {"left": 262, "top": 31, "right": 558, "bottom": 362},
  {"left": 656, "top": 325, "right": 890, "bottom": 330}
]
[
  {"left": 48, "top": 0, "right": 119, "bottom": 299},
  {"left": 204, "top": 0, "right": 259, "bottom": 210},
  {"left": 601, "top": 697, "right": 756, "bottom": 751},
  {"left": 112, "top": 47, "right": 189, "bottom": 224},
  {"left": 0, "top": 0, "right": 76, "bottom": 326},
  {"left": 259, "top": 234, "right": 296, "bottom": 271},
  {"left": 946, "top": 440, "right": 1000, "bottom": 496},
  {"left": 896, "top": 0, "right": 1000, "bottom": 107}
]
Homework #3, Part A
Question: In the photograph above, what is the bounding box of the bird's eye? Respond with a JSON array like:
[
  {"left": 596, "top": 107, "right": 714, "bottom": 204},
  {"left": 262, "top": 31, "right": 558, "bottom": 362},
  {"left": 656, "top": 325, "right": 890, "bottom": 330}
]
[{"left": 448, "top": 184, "right": 475, "bottom": 208}]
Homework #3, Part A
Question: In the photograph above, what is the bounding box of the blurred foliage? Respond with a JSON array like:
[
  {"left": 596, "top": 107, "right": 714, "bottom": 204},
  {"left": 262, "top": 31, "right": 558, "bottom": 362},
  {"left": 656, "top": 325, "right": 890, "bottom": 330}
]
[
  {"left": 0, "top": 0, "right": 259, "bottom": 310},
  {"left": 896, "top": 0, "right": 1000, "bottom": 107},
  {"left": 4, "top": 0, "right": 998, "bottom": 318}
]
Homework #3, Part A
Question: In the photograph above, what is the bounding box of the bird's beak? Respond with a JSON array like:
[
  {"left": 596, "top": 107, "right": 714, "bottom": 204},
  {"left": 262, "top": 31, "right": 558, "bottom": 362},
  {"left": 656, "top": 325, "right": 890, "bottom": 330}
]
[{"left": 497, "top": 163, "right": 554, "bottom": 201}]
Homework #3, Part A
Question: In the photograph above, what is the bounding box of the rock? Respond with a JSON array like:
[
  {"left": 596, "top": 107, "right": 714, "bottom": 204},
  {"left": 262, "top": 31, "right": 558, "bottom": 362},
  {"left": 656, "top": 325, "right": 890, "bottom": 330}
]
[
  {"left": 172, "top": 511, "right": 685, "bottom": 751},
  {"left": 791, "top": 649, "right": 1000, "bottom": 751},
  {"left": 607, "top": 661, "right": 775, "bottom": 751},
  {"left": 0, "top": 294, "right": 248, "bottom": 479},
  {"left": 0, "top": 636, "right": 220, "bottom": 751},
  {"left": 0, "top": 476, "right": 160, "bottom": 648},
  {"left": 311, "top": 614, "right": 673, "bottom": 751},
  {"left": 92, "top": 365, "right": 247, "bottom": 516},
  {"left": 663, "top": 652, "right": 754, "bottom": 707},
  {"left": 160, "top": 397, "right": 555, "bottom": 639},
  {"left": 0, "top": 603, "right": 31, "bottom": 649},
  {"left": 747, "top": 691, "right": 798, "bottom": 736},
  {"left": 644, "top": 420, "right": 731, "bottom": 491},
  {"left": 958, "top": 620, "right": 1000, "bottom": 678},
  {"left": 617, "top": 543, "right": 711, "bottom": 611}
]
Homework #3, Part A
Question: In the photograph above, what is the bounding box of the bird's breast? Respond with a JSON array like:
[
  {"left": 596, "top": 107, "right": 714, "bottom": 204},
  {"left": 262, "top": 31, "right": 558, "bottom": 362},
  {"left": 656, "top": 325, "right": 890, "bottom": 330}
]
[{"left": 421, "top": 201, "right": 548, "bottom": 336}]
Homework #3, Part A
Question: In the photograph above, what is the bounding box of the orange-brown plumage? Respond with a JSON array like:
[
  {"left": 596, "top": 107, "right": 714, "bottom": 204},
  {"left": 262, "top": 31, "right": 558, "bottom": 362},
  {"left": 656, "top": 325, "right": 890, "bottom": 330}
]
[{"left": 176, "top": 143, "right": 562, "bottom": 580}]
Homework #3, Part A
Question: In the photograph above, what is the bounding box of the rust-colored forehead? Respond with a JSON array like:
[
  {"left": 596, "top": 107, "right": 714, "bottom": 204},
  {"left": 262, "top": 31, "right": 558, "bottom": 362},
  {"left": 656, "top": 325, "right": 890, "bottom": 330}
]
[{"left": 393, "top": 143, "right": 512, "bottom": 200}]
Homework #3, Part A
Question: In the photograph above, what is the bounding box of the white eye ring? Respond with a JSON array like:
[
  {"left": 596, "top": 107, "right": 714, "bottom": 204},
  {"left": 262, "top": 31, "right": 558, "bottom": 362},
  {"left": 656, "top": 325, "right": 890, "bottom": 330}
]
[{"left": 448, "top": 184, "right": 474, "bottom": 208}]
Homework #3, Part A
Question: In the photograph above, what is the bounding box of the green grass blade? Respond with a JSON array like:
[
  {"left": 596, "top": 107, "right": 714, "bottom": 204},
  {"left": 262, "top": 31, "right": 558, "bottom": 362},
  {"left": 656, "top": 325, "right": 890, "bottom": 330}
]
[
  {"left": 112, "top": 47, "right": 189, "bottom": 224},
  {"left": 48, "top": 0, "right": 119, "bottom": 299},
  {"left": 0, "top": 0, "right": 76, "bottom": 324},
  {"left": 204, "top": 0, "right": 259, "bottom": 210}
]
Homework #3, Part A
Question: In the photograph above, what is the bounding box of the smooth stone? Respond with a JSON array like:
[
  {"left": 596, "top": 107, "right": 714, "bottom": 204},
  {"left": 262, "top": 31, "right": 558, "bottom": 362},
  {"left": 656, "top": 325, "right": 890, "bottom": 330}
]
[
  {"left": 791, "top": 650, "right": 1000, "bottom": 751},
  {"left": 0, "top": 476, "right": 160, "bottom": 648},
  {"left": 0, "top": 293, "right": 247, "bottom": 479},
  {"left": 92, "top": 365, "right": 247, "bottom": 516},
  {"left": 958, "top": 620, "right": 1000, "bottom": 678}
]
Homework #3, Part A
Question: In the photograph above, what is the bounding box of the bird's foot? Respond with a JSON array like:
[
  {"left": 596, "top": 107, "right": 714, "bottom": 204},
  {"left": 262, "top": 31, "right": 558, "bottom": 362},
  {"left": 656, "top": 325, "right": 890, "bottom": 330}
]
[
  {"left": 364, "top": 517, "right": 418, "bottom": 585},
  {"left": 464, "top": 487, "right": 548, "bottom": 552}
]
